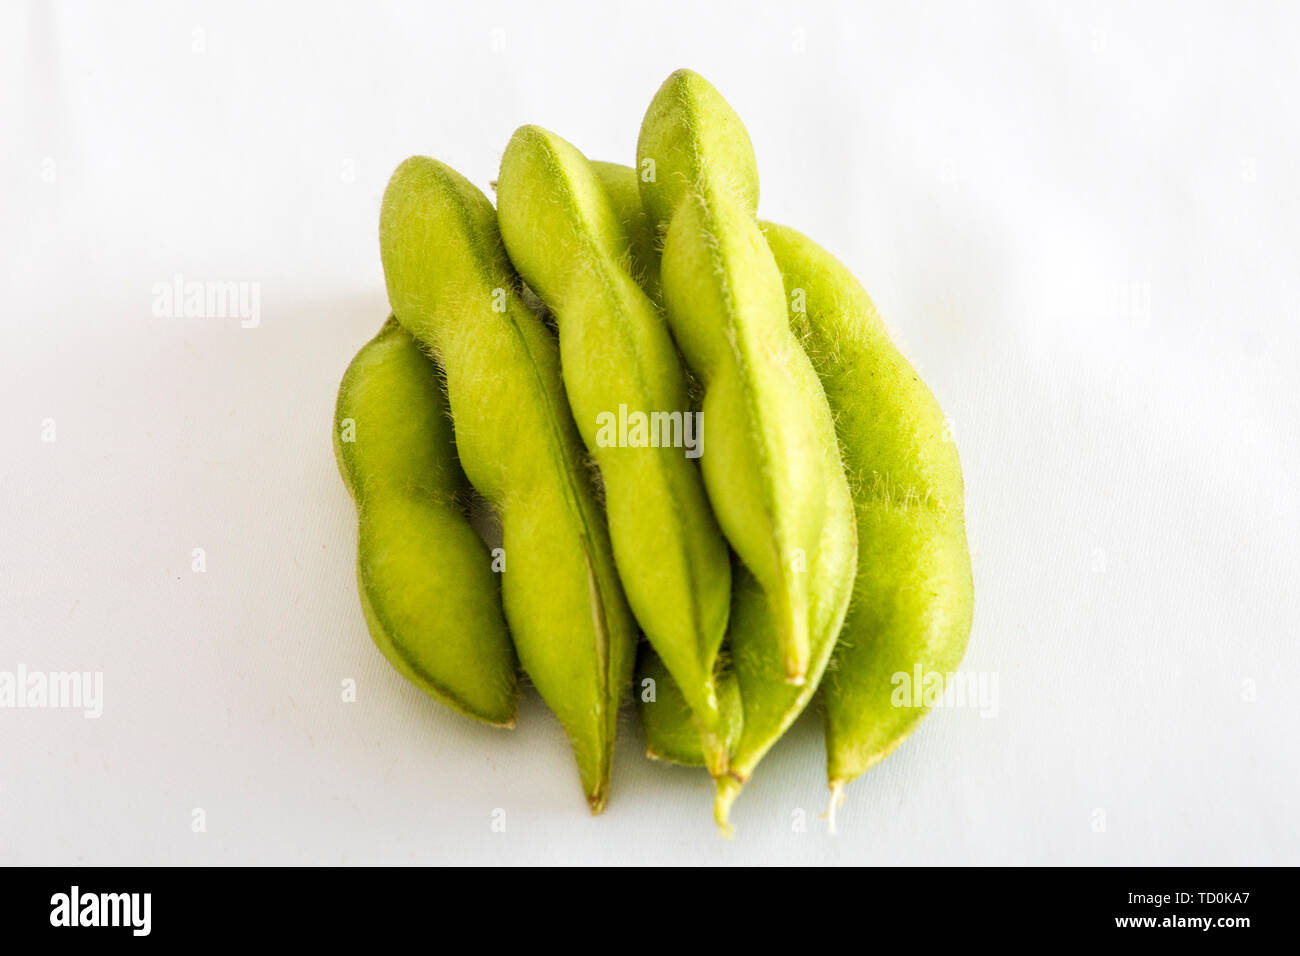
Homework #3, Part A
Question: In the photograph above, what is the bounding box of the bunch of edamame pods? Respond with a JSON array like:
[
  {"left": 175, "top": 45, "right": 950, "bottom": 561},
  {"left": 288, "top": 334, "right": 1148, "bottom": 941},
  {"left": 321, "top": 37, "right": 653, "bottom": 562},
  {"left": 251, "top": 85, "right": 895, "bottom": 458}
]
[{"left": 333, "top": 69, "right": 973, "bottom": 834}]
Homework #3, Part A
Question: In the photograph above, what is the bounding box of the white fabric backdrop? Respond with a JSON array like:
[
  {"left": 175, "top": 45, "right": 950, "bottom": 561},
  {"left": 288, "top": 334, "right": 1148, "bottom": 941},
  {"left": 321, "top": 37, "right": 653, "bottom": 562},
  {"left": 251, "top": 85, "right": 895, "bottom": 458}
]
[{"left": 2, "top": 0, "right": 1297, "bottom": 864}]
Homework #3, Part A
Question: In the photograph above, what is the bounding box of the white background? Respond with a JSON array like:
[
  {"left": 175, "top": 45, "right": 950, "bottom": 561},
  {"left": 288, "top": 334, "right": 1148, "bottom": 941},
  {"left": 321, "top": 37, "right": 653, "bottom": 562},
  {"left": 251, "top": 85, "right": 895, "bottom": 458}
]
[{"left": 3, "top": 0, "right": 1297, "bottom": 865}]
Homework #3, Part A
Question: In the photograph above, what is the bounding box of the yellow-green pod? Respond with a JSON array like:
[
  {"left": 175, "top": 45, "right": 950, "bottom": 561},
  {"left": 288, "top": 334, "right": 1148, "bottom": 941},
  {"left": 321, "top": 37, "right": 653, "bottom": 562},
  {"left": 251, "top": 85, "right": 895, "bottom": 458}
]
[
  {"left": 712, "top": 450, "right": 856, "bottom": 830},
  {"left": 380, "top": 158, "right": 638, "bottom": 813},
  {"left": 595, "top": 161, "right": 857, "bottom": 832},
  {"left": 761, "top": 223, "right": 974, "bottom": 824},
  {"left": 497, "top": 126, "right": 732, "bottom": 770},
  {"left": 590, "top": 160, "right": 663, "bottom": 305},
  {"left": 333, "top": 318, "right": 517, "bottom": 726},
  {"left": 637, "top": 69, "right": 853, "bottom": 684},
  {"left": 636, "top": 643, "right": 742, "bottom": 767}
]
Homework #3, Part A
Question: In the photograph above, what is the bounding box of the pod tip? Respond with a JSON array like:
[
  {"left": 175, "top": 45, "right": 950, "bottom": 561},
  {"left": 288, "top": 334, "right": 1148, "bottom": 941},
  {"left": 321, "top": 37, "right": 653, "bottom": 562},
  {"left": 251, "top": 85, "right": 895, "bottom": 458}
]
[
  {"left": 824, "top": 780, "right": 846, "bottom": 834},
  {"left": 780, "top": 612, "right": 811, "bottom": 684},
  {"left": 713, "top": 775, "right": 743, "bottom": 837}
]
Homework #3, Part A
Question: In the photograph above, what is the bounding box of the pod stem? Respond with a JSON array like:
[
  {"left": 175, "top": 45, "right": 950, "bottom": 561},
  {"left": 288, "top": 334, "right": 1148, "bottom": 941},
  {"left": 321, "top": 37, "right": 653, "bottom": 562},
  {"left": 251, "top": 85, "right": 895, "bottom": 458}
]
[
  {"left": 824, "top": 780, "right": 846, "bottom": 834},
  {"left": 713, "top": 775, "right": 742, "bottom": 838}
]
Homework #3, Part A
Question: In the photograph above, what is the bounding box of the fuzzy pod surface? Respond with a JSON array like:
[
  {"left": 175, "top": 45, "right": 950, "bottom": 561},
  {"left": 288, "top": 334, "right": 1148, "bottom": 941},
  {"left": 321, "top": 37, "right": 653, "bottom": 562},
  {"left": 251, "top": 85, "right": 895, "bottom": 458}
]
[
  {"left": 333, "top": 318, "right": 518, "bottom": 726},
  {"left": 761, "top": 222, "right": 974, "bottom": 809},
  {"left": 636, "top": 69, "right": 854, "bottom": 684},
  {"left": 496, "top": 126, "right": 733, "bottom": 766},
  {"left": 595, "top": 160, "right": 857, "bottom": 831},
  {"left": 380, "top": 157, "right": 638, "bottom": 813}
]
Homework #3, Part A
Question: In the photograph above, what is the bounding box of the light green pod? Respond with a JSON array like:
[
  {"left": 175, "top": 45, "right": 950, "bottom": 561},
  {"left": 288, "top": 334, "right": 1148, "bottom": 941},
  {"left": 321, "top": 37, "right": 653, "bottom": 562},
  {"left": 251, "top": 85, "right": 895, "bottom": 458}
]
[
  {"left": 637, "top": 69, "right": 849, "bottom": 684},
  {"left": 761, "top": 223, "right": 974, "bottom": 820},
  {"left": 712, "top": 452, "right": 856, "bottom": 830},
  {"left": 496, "top": 126, "right": 732, "bottom": 768},
  {"left": 636, "top": 643, "right": 742, "bottom": 767},
  {"left": 590, "top": 160, "right": 663, "bottom": 304},
  {"left": 333, "top": 318, "right": 517, "bottom": 726},
  {"left": 379, "top": 158, "right": 638, "bottom": 813},
  {"left": 595, "top": 161, "right": 857, "bottom": 831}
]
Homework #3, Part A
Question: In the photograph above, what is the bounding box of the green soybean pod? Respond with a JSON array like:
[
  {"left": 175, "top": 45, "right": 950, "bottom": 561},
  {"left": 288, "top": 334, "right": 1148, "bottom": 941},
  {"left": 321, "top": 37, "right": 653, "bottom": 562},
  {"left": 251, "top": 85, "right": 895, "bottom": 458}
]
[
  {"left": 333, "top": 318, "right": 517, "bottom": 726},
  {"left": 636, "top": 643, "right": 743, "bottom": 766},
  {"left": 589, "top": 160, "right": 663, "bottom": 305},
  {"left": 712, "top": 446, "right": 856, "bottom": 830},
  {"left": 380, "top": 158, "right": 638, "bottom": 813},
  {"left": 760, "top": 223, "right": 974, "bottom": 825},
  {"left": 594, "top": 161, "right": 856, "bottom": 832},
  {"left": 496, "top": 126, "right": 733, "bottom": 770},
  {"left": 637, "top": 69, "right": 849, "bottom": 684}
]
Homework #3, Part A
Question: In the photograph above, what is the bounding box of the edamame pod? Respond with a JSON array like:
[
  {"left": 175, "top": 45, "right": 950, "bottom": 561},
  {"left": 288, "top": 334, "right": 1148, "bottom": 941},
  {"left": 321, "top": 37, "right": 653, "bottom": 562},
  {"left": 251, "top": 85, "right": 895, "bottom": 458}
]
[
  {"left": 637, "top": 69, "right": 849, "bottom": 684},
  {"left": 590, "top": 160, "right": 663, "bottom": 305},
  {"left": 595, "top": 161, "right": 857, "bottom": 831},
  {"left": 636, "top": 643, "right": 742, "bottom": 767},
  {"left": 380, "top": 158, "right": 638, "bottom": 813},
  {"left": 760, "top": 223, "right": 974, "bottom": 825},
  {"left": 333, "top": 318, "right": 517, "bottom": 726},
  {"left": 712, "top": 442, "right": 856, "bottom": 830},
  {"left": 496, "top": 126, "right": 732, "bottom": 769}
]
